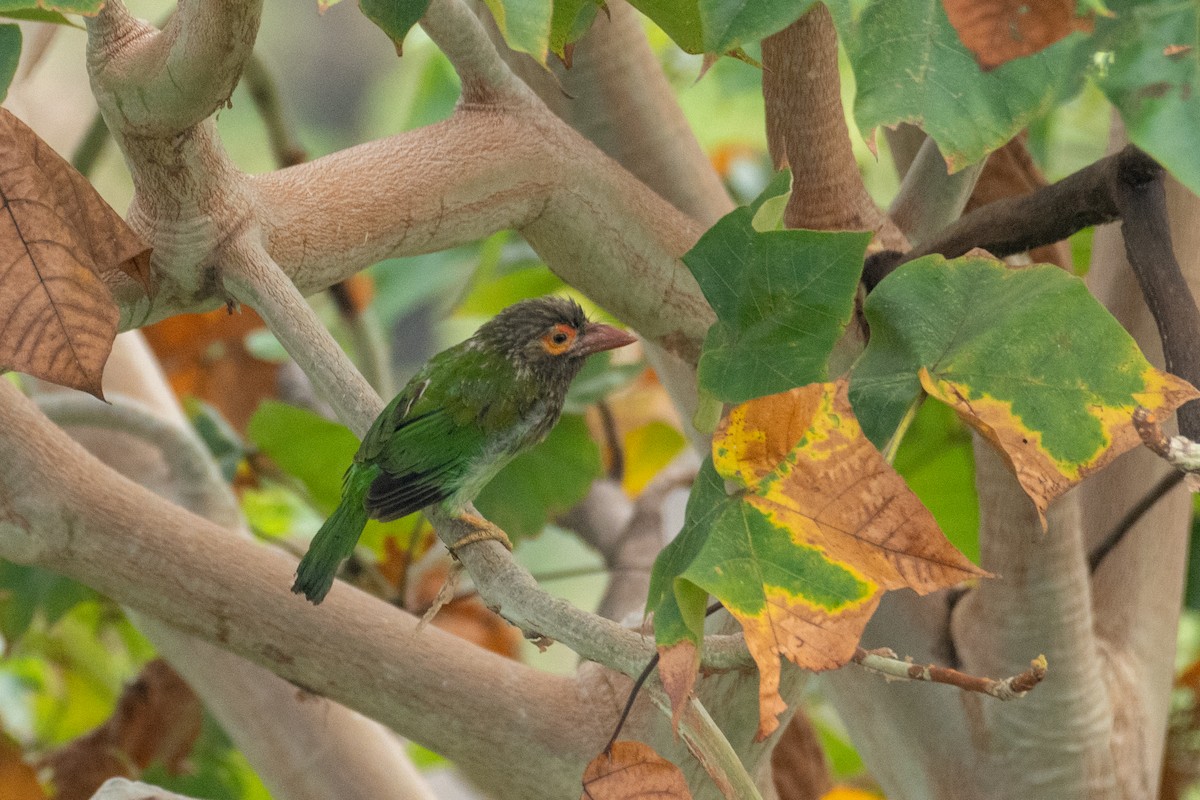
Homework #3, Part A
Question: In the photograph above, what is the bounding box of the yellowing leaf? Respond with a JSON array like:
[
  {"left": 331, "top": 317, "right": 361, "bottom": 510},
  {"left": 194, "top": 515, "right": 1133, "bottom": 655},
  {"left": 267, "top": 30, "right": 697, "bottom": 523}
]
[
  {"left": 0, "top": 109, "right": 151, "bottom": 397},
  {"left": 648, "top": 381, "right": 984, "bottom": 739},
  {"left": 919, "top": 365, "right": 1198, "bottom": 523},
  {"left": 581, "top": 741, "right": 692, "bottom": 799}
]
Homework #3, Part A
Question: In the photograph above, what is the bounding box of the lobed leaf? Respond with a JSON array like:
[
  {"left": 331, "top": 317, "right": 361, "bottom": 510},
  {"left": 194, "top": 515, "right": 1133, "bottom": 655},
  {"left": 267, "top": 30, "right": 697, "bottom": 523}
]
[
  {"left": 685, "top": 203, "right": 871, "bottom": 404},
  {"left": 648, "top": 381, "right": 982, "bottom": 738},
  {"left": 625, "top": 0, "right": 818, "bottom": 54},
  {"left": 851, "top": 253, "right": 1200, "bottom": 521},
  {"left": 839, "top": 0, "right": 1088, "bottom": 171},
  {"left": 1087, "top": 0, "right": 1200, "bottom": 196}
]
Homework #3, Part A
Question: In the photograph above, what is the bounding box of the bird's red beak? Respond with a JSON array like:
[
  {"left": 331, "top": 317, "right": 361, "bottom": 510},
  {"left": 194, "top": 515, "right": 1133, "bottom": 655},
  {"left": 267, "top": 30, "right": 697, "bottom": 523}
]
[{"left": 577, "top": 323, "right": 638, "bottom": 356}]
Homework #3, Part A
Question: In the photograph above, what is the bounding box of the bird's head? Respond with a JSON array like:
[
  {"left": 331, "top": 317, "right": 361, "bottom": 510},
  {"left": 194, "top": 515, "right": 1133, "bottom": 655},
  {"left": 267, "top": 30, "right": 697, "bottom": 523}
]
[{"left": 474, "top": 296, "right": 637, "bottom": 389}]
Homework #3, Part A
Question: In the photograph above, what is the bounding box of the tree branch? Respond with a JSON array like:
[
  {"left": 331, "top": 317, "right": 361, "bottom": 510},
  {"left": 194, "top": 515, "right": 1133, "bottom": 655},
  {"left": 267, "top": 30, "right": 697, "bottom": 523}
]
[
  {"left": 762, "top": 4, "right": 905, "bottom": 248},
  {"left": 852, "top": 647, "right": 1047, "bottom": 699},
  {"left": 0, "top": 380, "right": 615, "bottom": 798},
  {"left": 419, "top": 0, "right": 533, "bottom": 104},
  {"left": 86, "top": 0, "right": 262, "bottom": 133},
  {"left": 888, "top": 136, "right": 986, "bottom": 247}
]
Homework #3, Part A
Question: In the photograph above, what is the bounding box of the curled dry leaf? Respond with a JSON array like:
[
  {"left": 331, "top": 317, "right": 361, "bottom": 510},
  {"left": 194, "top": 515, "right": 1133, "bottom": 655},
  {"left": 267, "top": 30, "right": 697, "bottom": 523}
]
[
  {"left": 657, "top": 640, "right": 699, "bottom": 734},
  {"left": 581, "top": 741, "right": 692, "bottom": 800},
  {"left": 41, "top": 659, "right": 202, "bottom": 800},
  {"left": 0, "top": 109, "right": 151, "bottom": 398},
  {"left": 942, "top": 0, "right": 1092, "bottom": 70}
]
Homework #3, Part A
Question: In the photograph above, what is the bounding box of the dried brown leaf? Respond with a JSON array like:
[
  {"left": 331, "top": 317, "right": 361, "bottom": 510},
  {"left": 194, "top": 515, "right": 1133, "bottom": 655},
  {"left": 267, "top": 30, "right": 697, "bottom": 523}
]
[
  {"left": 42, "top": 659, "right": 202, "bottom": 800},
  {"left": 657, "top": 641, "right": 698, "bottom": 735},
  {"left": 141, "top": 307, "right": 279, "bottom": 431},
  {"left": 942, "top": 0, "right": 1092, "bottom": 70},
  {"left": 581, "top": 741, "right": 692, "bottom": 800},
  {"left": 0, "top": 109, "right": 151, "bottom": 397}
]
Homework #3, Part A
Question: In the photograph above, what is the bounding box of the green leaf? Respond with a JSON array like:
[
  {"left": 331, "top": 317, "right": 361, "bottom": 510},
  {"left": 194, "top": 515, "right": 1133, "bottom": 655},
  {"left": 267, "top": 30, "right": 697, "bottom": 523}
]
[
  {"left": 626, "top": 0, "right": 817, "bottom": 54},
  {"left": 892, "top": 399, "right": 979, "bottom": 564},
  {"left": 0, "top": 0, "right": 99, "bottom": 11},
  {"left": 549, "top": 0, "right": 598, "bottom": 59},
  {"left": 0, "top": 9, "right": 78, "bottom": 26},
  {"left": 247, "top": 401, "right": 357, "bottom": 512},
  {"left": 247, "top": 401, "right": 424, "bottom": 551},
  {"left": 851, "top": 254, "right": 1198, "bottom": 518},
  {"left": 184, "top": 397, "right": 246, "bottom": 483},
  {"left": 840, "top": 0, "right": 1088, "bottom": 171},
  {"left": 483, "top": 0, "right": 553, "bottom": 61},
  {"left": 0, "top": 24, "right": 18, "bottom": 103},
  {"left": 474, "top": 413, "right": 602, "bottom": 540},
  {"left": 0, "top": 561, "right": 95, "bottom": 643},
  {"left": 360, "top": 0, "right": 432, "bottom": 54},
  {"left": 1088, "top": 0, "right": 1200, "bottom": 195},
  {"left": 685, "top": 204, "right": 871, "bottom": 404}
]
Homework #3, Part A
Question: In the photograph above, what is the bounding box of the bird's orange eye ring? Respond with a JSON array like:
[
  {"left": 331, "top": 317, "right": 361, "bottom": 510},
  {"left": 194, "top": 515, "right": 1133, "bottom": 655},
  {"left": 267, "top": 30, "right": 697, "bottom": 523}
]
[{"left": 541, "top": 324, "right": 577, "bottom": 355}]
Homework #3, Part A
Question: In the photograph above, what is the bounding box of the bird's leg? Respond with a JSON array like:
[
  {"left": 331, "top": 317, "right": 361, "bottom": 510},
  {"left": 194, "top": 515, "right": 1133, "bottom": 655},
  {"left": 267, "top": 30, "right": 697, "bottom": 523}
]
[{"left": 446, "top": 512, "right": 514, "bottom": 553}]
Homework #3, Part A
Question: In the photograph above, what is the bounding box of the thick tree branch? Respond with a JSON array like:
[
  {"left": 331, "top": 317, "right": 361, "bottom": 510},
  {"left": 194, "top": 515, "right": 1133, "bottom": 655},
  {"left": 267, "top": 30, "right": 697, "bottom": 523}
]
[
  {"left": 45, "top": 335, "right": 437, "bottom": 800},
  {"left": 494, "top": 0, "right": 733, "bottom": 227},
  {"left": 762, "top": 5, "right": 905, "bottom": 247},
  {"left": 951, "top": 445, "right": 1116, "bottom": 797},
  {"left": 86, "top": 0, "right": 262, "bottom": 133},
  {"left": 0, "top": 380, "right": 612, "bottom": 798}
]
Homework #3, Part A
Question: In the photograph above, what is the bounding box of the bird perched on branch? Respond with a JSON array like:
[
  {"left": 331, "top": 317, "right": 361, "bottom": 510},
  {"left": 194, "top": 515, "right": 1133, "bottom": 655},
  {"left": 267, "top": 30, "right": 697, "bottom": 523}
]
[{"left": 293, "top": 296, "right": 638, "bottom": 603}]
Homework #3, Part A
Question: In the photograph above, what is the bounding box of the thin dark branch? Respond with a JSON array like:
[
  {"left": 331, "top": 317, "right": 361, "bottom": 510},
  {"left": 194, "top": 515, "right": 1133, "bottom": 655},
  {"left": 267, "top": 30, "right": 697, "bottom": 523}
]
[
  {"left": 242, "top": 53, "right": 308, "bottom": 168},
  {"left": 864, "top": 145, "right": 1144, "bottom": 291},
  {"left": 1088, "top": 470, "right": 1186, "bottom": 574},
  {"left": 604, "top": 601, "right": 724, "bottom": 753},
  {"left": 1111, "top": 152, "right": 1200, "bottom": 440}
]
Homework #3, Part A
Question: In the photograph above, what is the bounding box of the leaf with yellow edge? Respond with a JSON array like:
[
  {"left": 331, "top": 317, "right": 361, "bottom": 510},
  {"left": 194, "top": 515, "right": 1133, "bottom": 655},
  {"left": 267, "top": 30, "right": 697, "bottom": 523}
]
[
  {"left": 647, "top": 380, "right": 983, "bottom": 740},
  {"left": 852, "top": 253, "right": 1200, "bottom": 522}
]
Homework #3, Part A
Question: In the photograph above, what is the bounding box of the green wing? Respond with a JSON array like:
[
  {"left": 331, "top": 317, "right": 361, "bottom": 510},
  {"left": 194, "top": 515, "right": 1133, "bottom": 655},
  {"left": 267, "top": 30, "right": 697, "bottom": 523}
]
[{"left": 354, "top": 349, "right": 493, "bottom": 522}]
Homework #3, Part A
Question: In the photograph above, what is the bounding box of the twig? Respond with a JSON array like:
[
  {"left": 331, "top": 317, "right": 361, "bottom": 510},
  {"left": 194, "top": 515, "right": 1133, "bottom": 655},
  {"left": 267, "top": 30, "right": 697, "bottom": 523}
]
[
  {"left": 605, "top": 652, "right": 660, "bottom": 754},
  {"left": 418, "top": 0, "right": 533, "bottom": 104},
  {"left": 70, "top": 112, "right": 110, "bottom": 177},
  {"left": 1088, "top": 469, "right": 1186, "bottom": 574},
  {"left": 241, "top": 53, "right": 307, "bottom": 167},
  {"left": 852, "top": 647, "right": 1047, "bottom": 700}
]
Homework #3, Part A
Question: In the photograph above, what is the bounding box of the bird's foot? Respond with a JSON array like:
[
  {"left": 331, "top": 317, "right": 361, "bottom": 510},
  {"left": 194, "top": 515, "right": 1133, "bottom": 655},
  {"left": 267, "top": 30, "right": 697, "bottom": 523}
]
[{"left": 447, "top": 513, "right": 514, "bottom": 553}]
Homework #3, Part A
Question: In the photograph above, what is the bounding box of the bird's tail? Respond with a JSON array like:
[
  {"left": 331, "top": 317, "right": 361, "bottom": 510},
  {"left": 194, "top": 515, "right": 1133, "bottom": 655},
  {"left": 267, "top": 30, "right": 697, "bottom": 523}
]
[{"left": 292, "top": 467, "right": 375, "bottom": 604}]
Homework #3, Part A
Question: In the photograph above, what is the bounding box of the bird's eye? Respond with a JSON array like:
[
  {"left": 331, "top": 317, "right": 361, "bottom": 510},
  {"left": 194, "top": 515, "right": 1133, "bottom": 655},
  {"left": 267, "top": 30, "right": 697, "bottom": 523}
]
[{"left": 541, "top": 324, "right": 577, "bottom": 355}]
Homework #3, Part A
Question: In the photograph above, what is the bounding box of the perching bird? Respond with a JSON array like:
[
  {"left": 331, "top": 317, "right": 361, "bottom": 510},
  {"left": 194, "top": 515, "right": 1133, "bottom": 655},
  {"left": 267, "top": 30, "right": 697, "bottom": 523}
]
[{"left": 292, "top": 296, "right": 637, "bottom": 603}]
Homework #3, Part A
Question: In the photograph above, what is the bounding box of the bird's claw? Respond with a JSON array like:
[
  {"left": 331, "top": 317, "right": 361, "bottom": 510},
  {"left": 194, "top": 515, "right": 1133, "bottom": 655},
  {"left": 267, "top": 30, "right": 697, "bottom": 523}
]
[{"left": 447, "top": 514, "right": 514, "bottom": 553}]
